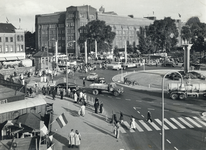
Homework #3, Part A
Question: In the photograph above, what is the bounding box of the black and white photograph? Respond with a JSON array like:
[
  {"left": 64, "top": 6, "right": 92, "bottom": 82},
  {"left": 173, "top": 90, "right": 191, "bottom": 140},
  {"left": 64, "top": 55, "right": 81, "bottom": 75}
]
[{"left": 0, "top": 0, "right": 206, "bottom": 149}]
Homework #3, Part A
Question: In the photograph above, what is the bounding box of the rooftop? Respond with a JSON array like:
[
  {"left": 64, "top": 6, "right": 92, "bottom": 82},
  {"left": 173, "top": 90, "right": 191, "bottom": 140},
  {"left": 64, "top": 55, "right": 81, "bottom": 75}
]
[{"left": 0, "top": 23, "right": 16, "bottom": 33}]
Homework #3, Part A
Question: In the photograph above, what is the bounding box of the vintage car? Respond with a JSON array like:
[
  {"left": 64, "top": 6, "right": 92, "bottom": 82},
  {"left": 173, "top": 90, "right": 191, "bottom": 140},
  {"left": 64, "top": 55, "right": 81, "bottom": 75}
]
[
  {"left": 122, "top": 63, "right": 137, "bottom": 70},
  {"left": 106, "top": 62, "right": 122, "bottom": 70},
  {"left": 86, "top": 72, "right": 98, "bottom": 81},
  {"left": 56, "top": 82, "right": 79, "bottom": 91}
]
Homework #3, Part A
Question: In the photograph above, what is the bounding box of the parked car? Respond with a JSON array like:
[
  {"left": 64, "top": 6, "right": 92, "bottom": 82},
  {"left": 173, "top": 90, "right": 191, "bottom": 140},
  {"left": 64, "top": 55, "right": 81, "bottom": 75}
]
[
  {"left": 86, "top": 72, "right": 98, "bottom": 81},
  {"left": 122, "top": 63, "right": 137, "bottom": 70},
  {"left": 56, "top": 82, "right": 79, "bottom": 91},
  {"left": 94, "top": 77, "right": 106, "bottom": 83}
]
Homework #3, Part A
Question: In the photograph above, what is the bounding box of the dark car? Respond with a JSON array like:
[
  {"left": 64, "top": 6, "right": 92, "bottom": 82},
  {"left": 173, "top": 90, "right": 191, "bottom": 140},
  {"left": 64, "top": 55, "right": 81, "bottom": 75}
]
[
  {"left": 190, "top": 71, "right": 205, "bottom": 80},
  {"left": 56, "top": 82, "right": 79, "bottom": 91},
  {"left": 166, "top": 72, "right": 181, "bottom": 80}
]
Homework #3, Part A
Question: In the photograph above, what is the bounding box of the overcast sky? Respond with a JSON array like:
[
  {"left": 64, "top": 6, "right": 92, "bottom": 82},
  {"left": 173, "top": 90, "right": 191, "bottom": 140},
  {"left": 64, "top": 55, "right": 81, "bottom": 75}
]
[{"left": 0, "top": 0, "right": 206, "bottom": 32}]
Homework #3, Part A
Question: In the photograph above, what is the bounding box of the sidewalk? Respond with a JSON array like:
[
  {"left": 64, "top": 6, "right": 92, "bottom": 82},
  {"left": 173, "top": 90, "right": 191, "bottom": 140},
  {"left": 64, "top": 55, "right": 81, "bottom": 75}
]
[{"left": 42, "top": 94, "right": 128, "bottom": 150}]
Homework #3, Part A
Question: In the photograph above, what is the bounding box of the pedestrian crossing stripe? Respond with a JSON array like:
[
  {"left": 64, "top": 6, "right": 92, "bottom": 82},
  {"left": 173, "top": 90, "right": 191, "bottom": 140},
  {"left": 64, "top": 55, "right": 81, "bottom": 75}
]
[
  {"left": 178, "top": 117, "right": 194, "bottom": 128},
  {"left": 185, "top": 117, "right": 202, "bottom": 128},
  {"left": 155, "top": 119, "right": 169, "bottom": 130},
  {"left": 139, "top": 120, "right": 152, "bottom": 131},
  {"left": 118, "top": 116, "right": 206, "bottom": 134},
  {"left": 164, "top": 118, "right": 177, "bottom": 129},
  {"left": 170, "top": 118, "right": 186, "bottom": 129}
]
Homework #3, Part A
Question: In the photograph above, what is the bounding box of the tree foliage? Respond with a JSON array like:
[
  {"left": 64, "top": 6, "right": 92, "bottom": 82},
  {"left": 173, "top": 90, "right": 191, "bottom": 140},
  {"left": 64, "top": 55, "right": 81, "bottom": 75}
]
[
  {"left": 138, "top": 17, "right": 179, "bottom": 54},
  {"left": 78, "top": 20, "right": 116, "bottom": 53},
  {"left": 181, "top": 17, "right": 206, "bottom": 59}
]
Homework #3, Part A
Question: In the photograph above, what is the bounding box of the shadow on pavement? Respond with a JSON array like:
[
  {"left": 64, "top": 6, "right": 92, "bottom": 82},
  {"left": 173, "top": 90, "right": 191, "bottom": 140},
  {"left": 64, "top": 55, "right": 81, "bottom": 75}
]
[
  {"left": 83, "top": 121, "right": 114, "bottom": 138},
  {"left": 52, "top": 131, "right": 68, "bottom": 147},
  {"left": 62, "top": 107, "right": 79, "bottom": 117}
]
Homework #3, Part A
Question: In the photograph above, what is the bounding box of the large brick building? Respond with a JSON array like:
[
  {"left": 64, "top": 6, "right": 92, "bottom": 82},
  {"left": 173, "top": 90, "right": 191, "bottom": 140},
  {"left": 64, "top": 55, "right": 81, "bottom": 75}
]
[
  {"left": 35, "top": 5, "right": 182, "bottom": 57},
  {"left": 0, "top": 23, "right": 25, "bottom": 61}
]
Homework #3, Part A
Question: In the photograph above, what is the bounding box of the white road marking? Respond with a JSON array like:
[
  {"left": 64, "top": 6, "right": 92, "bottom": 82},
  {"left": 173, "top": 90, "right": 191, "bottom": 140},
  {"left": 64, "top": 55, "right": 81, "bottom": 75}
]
[
  {"left": 185, "top": 117, "right": 202, "bottom": 128},
  {"left": 141, "top": 115, "right": 144, "bottom": 118},
  {"left": 193, "top": 117, "right": 206, "bottom": 127},
  {"left": 155, "top": 119, "right": 169, "bottom": 130},
  {"left": 125, "top": 99, "right": 131, "bottom": 101},
  {"left": 135, "top": 107, "right": 141, "bottom": 109},
  {"left": 123, "top": 121, "right": 135, "bottom": 132},
  {"left": 201, "top": 116, "right": 206, "bottom": 121},
  {"left": 139, "top": 120, "right": 152, "bottom": 131},
  {"left": 174, "top": 147, "right": 178, "bottom": 150},
  {"left": 178, "top": 117, "right": 194, "bottom": 128},
  {"left": 164, "top": 118, "right": 178, "bottom": 129},
  {"left": 166, "top": 139, "right": 171, "bottom": 144},
  {"left": 134, "top": 122, "right": 144, "bottom": 132},
  {"left": 133, "top": 107, "right": 136, "bottom": 110},
  {"left": 170, "top": 118, "right": 186, "bottom": 129},
  {"left": 148, "top": 108, "right": 155, "bottom": 110},
  {"left": 137, "top": 111, "right": 140, "bottom": 113},
  {"left": 149, "top": 121, "right": 161, "bottom": 130}
]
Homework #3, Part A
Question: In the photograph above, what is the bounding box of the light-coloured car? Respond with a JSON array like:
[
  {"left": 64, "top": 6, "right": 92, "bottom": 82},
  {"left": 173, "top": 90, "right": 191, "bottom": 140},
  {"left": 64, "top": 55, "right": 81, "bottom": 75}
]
[
  {"left": 122, "top": 63, "right": 137, "bottom": 70},
  {"left": 107, "top": 62, "right": 122, "bottom": 70},
  {"left": 86, "top": 72, "right": 98, "bottom": 81}
]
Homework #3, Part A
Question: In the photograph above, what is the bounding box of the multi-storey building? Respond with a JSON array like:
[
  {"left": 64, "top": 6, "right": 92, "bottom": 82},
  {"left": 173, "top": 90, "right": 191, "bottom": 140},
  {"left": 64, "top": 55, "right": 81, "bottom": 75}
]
[
  {"left": 0, "top": 23, "right": 25, "bottom": 61},
  {"left": 35, "top": 5, "right": 182, "bottom": 57}
]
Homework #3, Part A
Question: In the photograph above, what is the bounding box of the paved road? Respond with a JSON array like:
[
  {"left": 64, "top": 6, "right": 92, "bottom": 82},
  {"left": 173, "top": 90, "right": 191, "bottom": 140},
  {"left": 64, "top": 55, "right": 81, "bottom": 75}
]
[{"left": 29, "top": 66, "right": 206, "bottom": 150}]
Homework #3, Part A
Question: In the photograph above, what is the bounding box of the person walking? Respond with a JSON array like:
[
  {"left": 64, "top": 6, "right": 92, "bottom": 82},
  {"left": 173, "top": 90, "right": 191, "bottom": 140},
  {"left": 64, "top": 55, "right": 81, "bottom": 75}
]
[
  {"left": 83, "top": 78, "right": 85, "bottom": 87},
  {"left": 147, "top": 111, "right": 153, "bottom": 122},
  {"left": 115, "top": 121, "right": 120, "bottom": 139},
  {"left": 60, "top": 89, "right": 64, "bottom": 100},
  {"left": 119, "top": 112, "right": 124, "bottom": 124},
  {"left": 52, "top": 88, "right": 56, "bottom": 100},
  {"left": 42, "top": 86, "right": 46, "bottom": 95},
  {"left": 68, "top": 129, "right": 75, "bottom": 148},
  {"left": 56, "top": 87, "right": 60, "bottom": 96},
  {"left": 74, "top": 92, "right": 78, "bottom": 103},
  {"left": 94, "top": 98, "right": 99, "bottom": 114},
  {"left": 74, "top": 130, "right": 81, "bottom": 148},
  {"left": 99, "top": 101, "right": 103, "bottom": 113},
  {"left": 130, "top": 116, "right": 136, "bottom": 130},
  {"left": 79, "top": 103, "right": 86, "bottom": 117}
]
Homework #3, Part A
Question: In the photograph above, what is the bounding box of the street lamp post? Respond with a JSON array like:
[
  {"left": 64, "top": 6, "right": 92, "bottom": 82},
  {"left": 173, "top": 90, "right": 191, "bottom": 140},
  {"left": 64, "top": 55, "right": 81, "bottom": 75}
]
[
  {"left": 66, "top": 41, "right": 75, "bottom": 95},
  {"left": 162, "top": 71, "right": 183, "bottom": 150}
]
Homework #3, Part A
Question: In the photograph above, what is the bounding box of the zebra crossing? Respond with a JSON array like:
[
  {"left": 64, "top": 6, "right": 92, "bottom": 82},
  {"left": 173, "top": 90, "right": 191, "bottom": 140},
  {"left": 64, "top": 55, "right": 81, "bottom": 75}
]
[{"left": 118, "top": 116, "right": 206, "bottom": 133}]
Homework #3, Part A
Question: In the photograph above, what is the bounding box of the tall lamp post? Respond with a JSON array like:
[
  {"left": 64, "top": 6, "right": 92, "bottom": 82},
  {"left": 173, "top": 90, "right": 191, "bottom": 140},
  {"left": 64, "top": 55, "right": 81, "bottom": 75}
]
[
  {"left": 66, "top": 41, "right": 75, "bottom": 95},
  {"left": 162, "top": 71, "right": 183, "bottom": 150}
]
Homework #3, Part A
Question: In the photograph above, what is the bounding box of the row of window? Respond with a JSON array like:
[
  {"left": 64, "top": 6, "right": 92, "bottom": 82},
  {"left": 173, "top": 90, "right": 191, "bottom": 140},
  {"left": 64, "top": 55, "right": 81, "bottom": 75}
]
[
  {"left": 0, "top": 35, "right": 24, "bottom": 42},
  {"left": 116, "top": 30, "right": 135, "bottom": 35},
  {"left": 0, "top": 45, "right": 24, "bottom": 53},
  {"left": 39, "top": 24, "right": 65, "bottom": 29}
]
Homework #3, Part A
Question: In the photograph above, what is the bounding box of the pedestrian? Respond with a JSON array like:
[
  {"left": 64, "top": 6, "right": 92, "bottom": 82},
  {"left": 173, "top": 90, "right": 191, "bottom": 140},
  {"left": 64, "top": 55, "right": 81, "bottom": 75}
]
[
  {"left": 110, "top": 112, "right": 117, "bottom": 124},
  {"left": 56, "top": 87, "right": 60, "bottom": 96},
  {"left": 52, "top": 88, "right": 56, "bottom": 100},
  {"left": 147, "top": 111, "right": 152, "bottom": 122},
  {"left": 79, "top": 103, "right": 86, "bottom": 117},
  {"left": 99, "top": 101, "right": 103, "bottom": 113},
  {"left": 83, "top": 92, "right": 87, "bottom": 103},
  {"left": 68, "top": 129, "right": 75, "bottom": 148},
  {"left": 83, "top": 78, "right": 85, "bottom": 87},
  {"left": 94, "top": 98, "right": 99, "bottom": 114},
  {"left": 74, "top": 130, "right": 81, "bottom": 148},
  {"left": 119, "top": 112, "right": 124, "bottom": 124},
  {"left": 42, "top": 86, "right": 46, "bottom": 95},
  {"left": 63, "top": 88, "right": 66, "bottom": 96},
  {"left": 60, "top": 89, "right": 64, "bottom": 99},
  {"left": 74, "top": 92, "right": 78, "bottom": 103},
  {"left": 29, "top": 87, "right": 33, "bottom": 96},
  {"left": 115, "top": 121, "right": 120, "bottom": 139},
  {"left": 79, "top": 91, "right": 83, "bottom": 103},
  {"left": 67, "top": 88, "right": 71, "bottom": 97},
  {"left": 130, "top": 116, "right": 136, "bottom": 130}
]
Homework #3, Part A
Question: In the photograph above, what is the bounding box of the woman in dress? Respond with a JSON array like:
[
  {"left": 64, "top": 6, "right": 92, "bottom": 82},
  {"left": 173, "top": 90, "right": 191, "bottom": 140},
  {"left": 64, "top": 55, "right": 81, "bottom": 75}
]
[
  {"left": 74, "top": 130, "right": 81, "bottom": 147},
  {"left": 130, "top": 116, "right": 136, "bottom": 130},
  {"left": 68, "top": 129, "right": 75, "bottom": 148}
]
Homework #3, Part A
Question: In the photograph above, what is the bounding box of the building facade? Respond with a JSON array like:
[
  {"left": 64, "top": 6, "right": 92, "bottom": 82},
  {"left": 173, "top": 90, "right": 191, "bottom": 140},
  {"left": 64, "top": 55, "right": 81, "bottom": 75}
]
[
  {"left": 35, "top": 5, "right": 182, "bottom": 57},
  {"left": 0, "top": 23, "right": 25, "bottom": 61}
]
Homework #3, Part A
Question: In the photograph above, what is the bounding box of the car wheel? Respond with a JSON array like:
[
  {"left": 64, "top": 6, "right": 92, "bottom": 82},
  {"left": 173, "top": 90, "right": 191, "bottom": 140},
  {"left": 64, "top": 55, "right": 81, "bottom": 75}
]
[
  {"left": 170, "top": 93, "right": 178, "bottom": 100},
  {"left": 92, "top": 89, "right": 99, "bottom": 95},
  {"left": 113, "top": 91, "right": 119, "bottom": 96},
  {"left": 179, "top": 93, "right": 185, "bottom": 100}
]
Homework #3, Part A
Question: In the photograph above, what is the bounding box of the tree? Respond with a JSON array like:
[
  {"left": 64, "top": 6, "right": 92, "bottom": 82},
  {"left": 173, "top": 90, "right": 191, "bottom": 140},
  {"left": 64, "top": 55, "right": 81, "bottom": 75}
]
[
  {"left": 181, "top": 26, "right": 192, "bottom": 44},
  {"left": 146, "top": 17, "right": 179, "bottom": 53},
  {"left": 25, "top": 31, "right": 35, "bottom": 54},
  {"left": 78, "top": 20, "right": 116, "bottom": 54}
]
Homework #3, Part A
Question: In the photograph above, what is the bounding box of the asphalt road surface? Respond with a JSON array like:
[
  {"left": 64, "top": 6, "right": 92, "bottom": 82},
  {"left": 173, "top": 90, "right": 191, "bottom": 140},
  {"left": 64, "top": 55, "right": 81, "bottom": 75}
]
[{"left": 82, "top": 66, "right": 206, "bottom": 150}]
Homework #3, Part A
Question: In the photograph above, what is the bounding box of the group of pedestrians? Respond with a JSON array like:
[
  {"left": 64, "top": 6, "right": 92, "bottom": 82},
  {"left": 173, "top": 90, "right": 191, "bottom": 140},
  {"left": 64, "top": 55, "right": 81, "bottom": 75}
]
[
  {"left": 94, "top": 98, "right": 104, "bottom": 114},
  {"left": 109, "top": 111, "right": 153, "bottom": 138},
  {"left": 68, "top": 129, "right": 81, "bottom": 148}
]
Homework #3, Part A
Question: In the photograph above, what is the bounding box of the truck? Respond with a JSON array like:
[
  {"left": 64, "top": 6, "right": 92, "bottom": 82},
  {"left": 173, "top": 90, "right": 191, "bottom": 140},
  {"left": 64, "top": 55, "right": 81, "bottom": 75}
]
[
  {"left": 168, "top": 82, "right": 206, "bottom": 100},
  {"left": 89, "top": 82, "right": 124, "bottom": 96}
]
